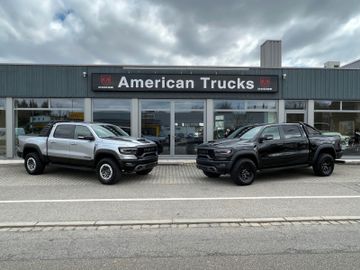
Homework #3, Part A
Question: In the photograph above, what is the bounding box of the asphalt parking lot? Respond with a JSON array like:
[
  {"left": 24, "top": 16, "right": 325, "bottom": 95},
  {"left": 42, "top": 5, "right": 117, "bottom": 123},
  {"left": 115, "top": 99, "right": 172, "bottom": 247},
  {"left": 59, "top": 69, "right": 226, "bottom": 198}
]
[
  {"left": 0, "top": 162, "right": 359, "bottom": 187},
  {"left": 0, "top": 163, "right": 360, "bottom": 224}
]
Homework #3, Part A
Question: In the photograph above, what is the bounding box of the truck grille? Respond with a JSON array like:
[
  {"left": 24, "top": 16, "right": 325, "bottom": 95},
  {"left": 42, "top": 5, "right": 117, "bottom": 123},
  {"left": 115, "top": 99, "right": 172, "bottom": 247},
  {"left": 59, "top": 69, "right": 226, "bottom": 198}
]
[
  {"left": 136, "top": 146, "right": 158, "bottom": 157},
  {"left": 197, "top": 148, "right": 215, "bottom": 159}
]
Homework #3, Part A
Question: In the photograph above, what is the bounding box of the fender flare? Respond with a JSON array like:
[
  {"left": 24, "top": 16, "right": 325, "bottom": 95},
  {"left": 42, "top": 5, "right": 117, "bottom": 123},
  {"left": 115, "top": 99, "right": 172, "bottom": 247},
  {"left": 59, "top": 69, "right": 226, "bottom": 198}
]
[
  {"left": 312, "top": 144, "right": 336, "bottom": 164},
  {"left": 23, "top": 144, "right": 46, "bottom": 162},
  {"left": 230, "top": 151, "right": 259, "bottom": 169}
]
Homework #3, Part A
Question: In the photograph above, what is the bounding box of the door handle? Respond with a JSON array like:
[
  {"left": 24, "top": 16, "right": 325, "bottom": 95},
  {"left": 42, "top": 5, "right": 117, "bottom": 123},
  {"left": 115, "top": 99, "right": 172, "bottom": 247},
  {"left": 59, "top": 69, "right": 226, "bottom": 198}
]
[
  {"left": 49, "top": 141, "right": 56, "bottom": 144},
  {"left": 70, "top": 143, "right": 77, "bottom": 145}
]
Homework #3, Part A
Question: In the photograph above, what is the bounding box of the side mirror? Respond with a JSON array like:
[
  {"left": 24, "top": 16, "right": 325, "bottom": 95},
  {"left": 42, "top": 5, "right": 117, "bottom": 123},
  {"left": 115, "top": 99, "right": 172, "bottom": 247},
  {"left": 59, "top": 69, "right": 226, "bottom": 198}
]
[
  {"left": 259, "top": 134, "right": 274, "bottom": 143},
  {"left": 78, "top": 135, "right": 94, "bottom": 141}
]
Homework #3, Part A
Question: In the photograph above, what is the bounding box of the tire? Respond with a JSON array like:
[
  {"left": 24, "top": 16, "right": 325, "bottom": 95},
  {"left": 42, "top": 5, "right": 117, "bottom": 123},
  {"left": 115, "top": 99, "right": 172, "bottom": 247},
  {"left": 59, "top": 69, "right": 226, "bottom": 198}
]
[
  {"left": 136, "top": 168, "right": 153, "bottom": 175},
  {"left": 96, "top": 158, "right": 121, "bottom": 185},
  {"left": 24, "top": 152, "right": 45, "bottom": 175},
  {"left": 231, "top": 158, "right": 257, "bottom": 186},
  {"left": 313, "top": 153, "right": 334, "bottom": 176},
  {"left": 203, "top": 171, "right": 221, "bottom": 178}
]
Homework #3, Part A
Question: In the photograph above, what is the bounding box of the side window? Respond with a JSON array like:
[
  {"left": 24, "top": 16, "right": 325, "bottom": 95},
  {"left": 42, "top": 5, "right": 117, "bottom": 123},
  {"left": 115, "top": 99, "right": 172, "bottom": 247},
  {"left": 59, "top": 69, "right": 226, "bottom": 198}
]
[
  {"left": 75, "top": 126, "right": 93, "bottom": 139},
  {"left": 283, "top": 125, "right": 302, "bottom": 139},
  {"left": 261, "top": 127, "right": 281, "bottom": 140},
  {"left": 53, "top": 125, "right": 75, "bottom": 139}
]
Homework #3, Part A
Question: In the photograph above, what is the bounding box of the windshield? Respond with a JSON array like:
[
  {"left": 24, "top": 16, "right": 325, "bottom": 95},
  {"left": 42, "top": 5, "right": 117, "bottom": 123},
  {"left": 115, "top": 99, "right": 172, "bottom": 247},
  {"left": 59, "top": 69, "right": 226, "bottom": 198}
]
[
  {"left": 91, "top": 124, "right": 129, "bottom": 138},
  {"left": 228, "top": 126, "right": 252, "bottom": 139},
  {"left": 237, "top": 126, "right": 263, "bottom": 140}
]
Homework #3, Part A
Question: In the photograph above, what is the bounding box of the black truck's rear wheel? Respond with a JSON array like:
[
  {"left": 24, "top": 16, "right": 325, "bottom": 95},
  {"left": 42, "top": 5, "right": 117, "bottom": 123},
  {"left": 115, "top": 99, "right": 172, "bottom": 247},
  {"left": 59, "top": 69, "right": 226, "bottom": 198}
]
[
  {"left": 231, "top": 159, "right": 256, "bottom": 185},
  {"left": 96, "top": 158, "right": 121, "bottom": 185},
  {"left": 313, "top": 153, "right": 334, "bottom": 176},
  {"left": 24, "top": 152, "right": 45, "bottom": 175}
]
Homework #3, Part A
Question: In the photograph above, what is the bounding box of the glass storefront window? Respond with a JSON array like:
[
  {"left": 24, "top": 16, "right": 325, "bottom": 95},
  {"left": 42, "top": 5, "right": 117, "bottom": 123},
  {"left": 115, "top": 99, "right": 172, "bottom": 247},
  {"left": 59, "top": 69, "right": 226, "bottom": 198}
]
[
  {"left": 314, "top": 101, "right": 340, "bottom": 110},
  {"left": 214, "top": 100, "right": 277, "bottom": 139},
  {"left": 50, "top": 98, "right": 84, "bottom": 109},
  {"left": 14, "top": 98, "right": 49, "bottom": 108},
  {"left": 93, "top": 99, "right": 131, "bottom": 111},
  {"left": 15, "top": 98, "right": 84, "bottom": 136},
  {"left": 315, "top": 112, "right": 360, "bottom": 155},
  {"left": 342, "top": 102, "right": 360, "bottom": 111},
  {"left": 214, "top": 100, "right": 245, "bottom": 110},
  {"left": 93, "top": 99, "right": 131, "bottom": 134},
  {"left": 246, "top": 101, "right": 277, "bottom": 110},
  {"left": 175, "top": 101, "right": 204, "bottom": 155},
  {"left": 0, "top": 99, "right": 5, "bottom": 156},
  {"left": 285, "top": 101, "right": 306, "bottom": 110},
  {"left": 141, "top": 102, "right": 170, "bottom": 155}
]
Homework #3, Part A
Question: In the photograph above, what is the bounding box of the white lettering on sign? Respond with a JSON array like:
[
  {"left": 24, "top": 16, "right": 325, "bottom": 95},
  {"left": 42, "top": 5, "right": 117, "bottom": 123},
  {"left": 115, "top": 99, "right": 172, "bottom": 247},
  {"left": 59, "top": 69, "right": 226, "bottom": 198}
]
[{"left": 116, "top": 76, "right": 260, "bottom": 91}]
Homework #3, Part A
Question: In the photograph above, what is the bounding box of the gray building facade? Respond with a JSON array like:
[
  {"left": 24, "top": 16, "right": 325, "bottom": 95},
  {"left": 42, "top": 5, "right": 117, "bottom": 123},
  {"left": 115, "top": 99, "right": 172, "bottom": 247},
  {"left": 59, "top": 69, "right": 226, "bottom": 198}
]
[{"left": 1, "top": 64, "right": 360, "bottom": 158}]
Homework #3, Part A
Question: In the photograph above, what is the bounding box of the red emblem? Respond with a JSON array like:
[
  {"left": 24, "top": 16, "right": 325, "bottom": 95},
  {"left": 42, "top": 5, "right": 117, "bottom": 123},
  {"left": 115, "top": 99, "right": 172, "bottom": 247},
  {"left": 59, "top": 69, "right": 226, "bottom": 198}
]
[
  {"left": 100, "top": 74, "right": 112, "bottom": 85},
  {"left": 259, "top": 77, "right": 271, "bottom": 88}
]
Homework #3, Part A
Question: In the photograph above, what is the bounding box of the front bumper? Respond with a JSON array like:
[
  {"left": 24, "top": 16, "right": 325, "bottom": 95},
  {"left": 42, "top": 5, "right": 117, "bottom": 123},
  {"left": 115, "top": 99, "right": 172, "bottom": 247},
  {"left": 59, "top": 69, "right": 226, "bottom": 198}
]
[
  {"left": 336, "top": 150, "right": 343, "bottom": 159},
  {"left": 196, "top": 158, "right": 231, "bottom": 174},
  {"left": 119, "top": 156, "right": 158, "bottom": 172}
]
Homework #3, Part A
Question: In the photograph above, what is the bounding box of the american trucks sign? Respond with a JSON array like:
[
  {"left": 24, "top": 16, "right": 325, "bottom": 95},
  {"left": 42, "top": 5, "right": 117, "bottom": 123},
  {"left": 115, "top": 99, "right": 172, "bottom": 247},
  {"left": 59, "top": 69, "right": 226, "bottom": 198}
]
[{"left": 92, "top": 73, "right": 278, "bottom": 93}]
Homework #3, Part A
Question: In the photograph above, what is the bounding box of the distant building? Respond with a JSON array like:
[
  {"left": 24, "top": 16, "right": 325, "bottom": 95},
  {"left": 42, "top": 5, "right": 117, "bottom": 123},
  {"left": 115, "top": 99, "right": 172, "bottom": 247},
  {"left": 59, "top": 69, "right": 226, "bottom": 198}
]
[{"left": 342, "top": 59, "right": 360, "bottom": 69}]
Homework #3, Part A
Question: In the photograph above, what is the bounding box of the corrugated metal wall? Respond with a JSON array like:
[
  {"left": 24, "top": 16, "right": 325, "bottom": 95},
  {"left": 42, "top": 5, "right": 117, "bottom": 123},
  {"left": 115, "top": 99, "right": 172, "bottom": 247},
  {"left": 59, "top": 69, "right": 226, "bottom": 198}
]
[
  {"left": 0, "top": 64, "right": 359, "bottom": 100},
  {"left": 0, "top": 65, "right": 87, "bottom": 97}
]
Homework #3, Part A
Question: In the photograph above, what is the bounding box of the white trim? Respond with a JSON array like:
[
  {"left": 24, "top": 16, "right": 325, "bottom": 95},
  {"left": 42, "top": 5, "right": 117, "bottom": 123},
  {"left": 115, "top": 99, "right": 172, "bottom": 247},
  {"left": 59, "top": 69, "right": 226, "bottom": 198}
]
[
  {"left": 5, "top": 97, "right": 14, "bottom": 158},
  {"left": 1, "top": 195, "right": 360, "bottom": 204}
]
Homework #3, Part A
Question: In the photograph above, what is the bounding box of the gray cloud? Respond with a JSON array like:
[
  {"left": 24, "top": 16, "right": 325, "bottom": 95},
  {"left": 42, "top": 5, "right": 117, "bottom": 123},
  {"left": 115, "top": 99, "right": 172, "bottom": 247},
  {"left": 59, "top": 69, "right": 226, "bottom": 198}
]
[{"left": 0, "top": 0, "right": 360, "bottom": 66}]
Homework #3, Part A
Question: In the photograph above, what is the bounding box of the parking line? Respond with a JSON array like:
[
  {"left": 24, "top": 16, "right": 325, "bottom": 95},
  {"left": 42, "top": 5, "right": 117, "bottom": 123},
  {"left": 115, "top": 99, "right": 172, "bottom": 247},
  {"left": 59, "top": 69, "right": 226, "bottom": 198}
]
[{"left": 1, "top": 195, "right": 360, "bottom": 204}]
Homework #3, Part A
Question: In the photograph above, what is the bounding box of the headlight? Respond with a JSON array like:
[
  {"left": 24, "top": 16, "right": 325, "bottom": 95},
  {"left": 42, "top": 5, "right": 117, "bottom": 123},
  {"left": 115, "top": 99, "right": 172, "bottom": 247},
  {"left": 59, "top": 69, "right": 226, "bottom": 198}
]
[
  {"left": 214, "top": 148, "right": 233, "bottom": 156},
  {"left": 119, "top": 147, "right": 137, "bottom": 155}
]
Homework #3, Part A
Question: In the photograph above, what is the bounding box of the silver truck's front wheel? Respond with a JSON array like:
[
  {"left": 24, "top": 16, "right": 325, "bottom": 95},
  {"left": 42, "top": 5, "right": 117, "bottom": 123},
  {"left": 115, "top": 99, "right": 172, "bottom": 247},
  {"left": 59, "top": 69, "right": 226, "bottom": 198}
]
[
  {"left": 24, "top": 152, "right": 45, "bottom": 175},
  {"left": 96, "top": 158, "right": 121, "bottom": 185}
]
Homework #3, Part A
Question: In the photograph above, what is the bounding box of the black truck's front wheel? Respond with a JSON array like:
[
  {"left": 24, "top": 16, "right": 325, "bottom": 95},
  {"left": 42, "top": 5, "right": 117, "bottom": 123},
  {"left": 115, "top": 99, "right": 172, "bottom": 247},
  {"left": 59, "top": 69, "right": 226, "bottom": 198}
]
[
  {"left": 313, "top": 153, "right": 334, "bottom": 176},
  {"left": 231, "top": 159, "right": 256, "bottom": 185},
  {"left": 24, "top": 152, "right": 45, "bottom": 175},
  {"left": 96, "top": 158, "right": 121, "bottom": 185}
]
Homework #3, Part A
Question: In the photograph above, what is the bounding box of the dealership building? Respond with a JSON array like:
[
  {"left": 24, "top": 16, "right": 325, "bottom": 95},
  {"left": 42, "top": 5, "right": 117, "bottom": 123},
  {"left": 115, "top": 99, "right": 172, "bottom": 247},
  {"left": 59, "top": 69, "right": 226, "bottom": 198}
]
[{"left": 1, "top": 41, "right": 360, "bottom": 158}]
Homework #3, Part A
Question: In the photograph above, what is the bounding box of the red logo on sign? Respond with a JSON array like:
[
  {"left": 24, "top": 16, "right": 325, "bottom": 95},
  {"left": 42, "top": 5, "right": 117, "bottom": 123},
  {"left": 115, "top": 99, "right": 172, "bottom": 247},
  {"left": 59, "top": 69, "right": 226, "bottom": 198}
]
[
  {"left": 100, "top": 75, "right": 112, "bottom": 85},
  {"left": 260, "top": 77, "right": 271, "bottom": 88}
]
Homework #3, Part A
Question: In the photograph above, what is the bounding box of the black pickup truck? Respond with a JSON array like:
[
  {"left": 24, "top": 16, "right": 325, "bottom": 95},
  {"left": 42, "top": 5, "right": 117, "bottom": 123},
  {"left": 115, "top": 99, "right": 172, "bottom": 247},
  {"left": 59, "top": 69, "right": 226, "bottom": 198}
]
[{"left": 196, "top": 123, "right": 343, "bottom": 185}]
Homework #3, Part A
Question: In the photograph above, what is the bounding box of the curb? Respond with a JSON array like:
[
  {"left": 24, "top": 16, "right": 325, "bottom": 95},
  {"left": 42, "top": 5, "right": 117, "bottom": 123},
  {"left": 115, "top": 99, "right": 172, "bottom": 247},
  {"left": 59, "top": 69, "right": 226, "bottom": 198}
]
[
  {"left": 1, "top": 159, "right": 359, "bottom": 165},
  {"left": 0, "top": 160, "right": 196, "bottom": 165},
  {"left": 1, "top": 216, "right": 360, "bottom": 229}
]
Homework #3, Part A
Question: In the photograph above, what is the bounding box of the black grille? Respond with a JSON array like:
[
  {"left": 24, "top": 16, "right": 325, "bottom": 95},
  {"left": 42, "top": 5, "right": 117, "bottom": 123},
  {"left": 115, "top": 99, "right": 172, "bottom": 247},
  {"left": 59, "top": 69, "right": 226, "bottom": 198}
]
[
  {"left": 197, "top": 149, "right": 208, "bottom": 155},
  {"left": 136, "top": 146, "right": 157, "bottom": 157}
]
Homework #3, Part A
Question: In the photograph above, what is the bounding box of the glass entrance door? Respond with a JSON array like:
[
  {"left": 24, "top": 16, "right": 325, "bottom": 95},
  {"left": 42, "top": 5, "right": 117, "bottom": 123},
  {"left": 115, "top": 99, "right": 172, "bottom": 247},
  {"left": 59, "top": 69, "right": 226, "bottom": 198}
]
[
  {"left": 140, "top": 100, "right": 205, "bottom": 156},
  {"left": 174, "top": 101, "right": 204, "bottom": 155}
]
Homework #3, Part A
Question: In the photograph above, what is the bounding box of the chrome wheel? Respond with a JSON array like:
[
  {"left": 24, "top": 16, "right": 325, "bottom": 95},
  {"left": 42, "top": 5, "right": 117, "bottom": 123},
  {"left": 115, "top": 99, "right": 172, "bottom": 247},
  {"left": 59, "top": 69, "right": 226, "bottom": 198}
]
[
  {"left": 100, "top": 164, "right": 113, "bottom": 180},
  {"left": 26, "top": 157, "right": 36, "bottom": 172}
]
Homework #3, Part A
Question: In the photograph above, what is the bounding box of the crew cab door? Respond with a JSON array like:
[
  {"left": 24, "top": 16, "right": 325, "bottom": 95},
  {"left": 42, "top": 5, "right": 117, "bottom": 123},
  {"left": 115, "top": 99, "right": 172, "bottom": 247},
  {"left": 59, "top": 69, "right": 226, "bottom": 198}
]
[
  {"left": 47, "top": 124, "right": 75, "bottom": 162},
  {"left": 257, "top": 126, "right": 284, "bottom": 168},
  {"left": 67, "top": 125, "right": 96, "bottom": 165},
  {"left": 280, "top": 125, "right": 309, "bottom": 165}
]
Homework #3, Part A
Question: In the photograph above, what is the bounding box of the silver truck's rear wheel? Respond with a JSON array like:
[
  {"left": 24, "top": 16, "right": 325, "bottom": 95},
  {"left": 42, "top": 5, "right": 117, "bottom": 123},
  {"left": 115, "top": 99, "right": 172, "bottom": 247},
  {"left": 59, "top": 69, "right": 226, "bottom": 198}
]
[
  {"left": 96, "top": 158, "right": 121, "bottom": 185},
  {"left": 24, "top": 152, "right": 45, "bottom": 175}
]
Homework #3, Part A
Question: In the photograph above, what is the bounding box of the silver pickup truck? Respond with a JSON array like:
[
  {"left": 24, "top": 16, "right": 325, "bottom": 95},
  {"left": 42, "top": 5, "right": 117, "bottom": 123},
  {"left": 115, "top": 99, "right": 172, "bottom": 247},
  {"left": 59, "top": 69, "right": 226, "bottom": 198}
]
[{"left": 17, "top": 121, "right": 158, "bottom": 185}]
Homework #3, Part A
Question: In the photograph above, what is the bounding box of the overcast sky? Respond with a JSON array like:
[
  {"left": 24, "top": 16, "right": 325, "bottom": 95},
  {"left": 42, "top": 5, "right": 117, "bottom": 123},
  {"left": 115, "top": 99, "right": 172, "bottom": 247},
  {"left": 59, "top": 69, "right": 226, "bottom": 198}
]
[{"left": 1, "top": 0, "right": 360, "bottom": 67}]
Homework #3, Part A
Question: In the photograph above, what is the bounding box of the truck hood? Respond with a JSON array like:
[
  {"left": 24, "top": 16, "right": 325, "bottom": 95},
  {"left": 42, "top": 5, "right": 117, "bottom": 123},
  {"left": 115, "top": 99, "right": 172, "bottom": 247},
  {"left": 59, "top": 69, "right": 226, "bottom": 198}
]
[
  {"left": 199, "top": 138, "right": 254, "bottom": 149},
  {"left": 101, "top": 136, "right": 155, "bottom": 146}
]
